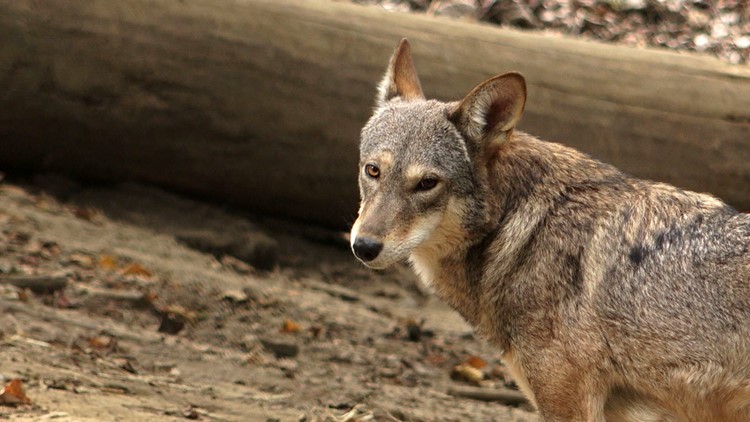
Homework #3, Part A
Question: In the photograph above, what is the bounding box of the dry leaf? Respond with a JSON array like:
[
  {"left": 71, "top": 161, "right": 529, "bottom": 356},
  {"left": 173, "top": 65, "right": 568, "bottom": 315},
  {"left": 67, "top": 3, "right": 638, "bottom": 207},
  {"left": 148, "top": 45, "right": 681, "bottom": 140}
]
[
  {"left": 142, "top": 291, "right": 158, "bottom": 305},
  {"left": 465, "top": 355, "right": 488, "bottom": 369},
  {"left": 99, "top": 255, "right": 119, "bottom": 271},
  {"left": 281, "top": 319, "right": 301, "bottom": 334},
  {"left": 425, "top": 353, "right": 447, "bottom": 366},
  {"left": 451, "top": 363, "right": 484, "bottom": 385},
  {"left": 69, "top": 253, "right": 95, "bottom": 268},
  {"left": 88, "top": 335, "right": 114, "bottom": 350},
  {"left": 0, "top": 379, "right": 32, "bottom": 405},
  {"left": 16, "top": 289, "right": 29, "bottom": 302},
  {"left": 120, "top": 262, "right": 153, "bottom": 277}
]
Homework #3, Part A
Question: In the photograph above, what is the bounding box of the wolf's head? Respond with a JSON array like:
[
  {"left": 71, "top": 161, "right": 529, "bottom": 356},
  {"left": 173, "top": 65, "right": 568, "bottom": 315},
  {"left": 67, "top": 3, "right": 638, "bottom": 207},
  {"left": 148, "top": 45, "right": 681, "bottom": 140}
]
[{"left": 351, "top": 39, "right": 526, "bottom": 271}]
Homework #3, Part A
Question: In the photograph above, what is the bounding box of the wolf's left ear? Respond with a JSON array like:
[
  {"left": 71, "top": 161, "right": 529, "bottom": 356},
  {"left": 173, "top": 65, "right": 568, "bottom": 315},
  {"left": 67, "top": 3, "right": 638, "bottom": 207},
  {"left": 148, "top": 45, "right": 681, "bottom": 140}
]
[
  {"left": 448, "top": 72, "right": 526, "bottom": 153},
  {"left": 376, "top": 38, "right": 425, "bottom": 107}
]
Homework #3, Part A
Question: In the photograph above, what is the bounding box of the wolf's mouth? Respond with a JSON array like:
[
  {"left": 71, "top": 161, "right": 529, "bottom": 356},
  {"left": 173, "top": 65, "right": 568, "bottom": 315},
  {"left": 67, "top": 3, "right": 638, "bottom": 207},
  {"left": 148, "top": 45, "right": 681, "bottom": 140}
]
[
  {"left": 353, "top": 253, "right": 395, "bottom": 270},
  {"left": 359, "top": 261, "right": 389, "bottom": 270}
]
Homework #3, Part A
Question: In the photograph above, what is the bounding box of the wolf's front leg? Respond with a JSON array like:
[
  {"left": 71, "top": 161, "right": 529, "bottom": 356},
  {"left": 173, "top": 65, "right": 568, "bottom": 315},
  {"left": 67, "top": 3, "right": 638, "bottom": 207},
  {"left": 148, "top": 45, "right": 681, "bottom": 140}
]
[
  {"left": 519, "top": 353, "right": 607, "bottom": 422},
  {"left": 534, "top": 384, "right": 607, "bottom": 422}
]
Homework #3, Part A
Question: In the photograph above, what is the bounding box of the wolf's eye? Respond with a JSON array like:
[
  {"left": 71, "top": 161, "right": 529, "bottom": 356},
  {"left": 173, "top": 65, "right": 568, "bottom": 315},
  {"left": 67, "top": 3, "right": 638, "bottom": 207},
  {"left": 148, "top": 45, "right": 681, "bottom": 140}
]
[
  {"left": 417, "top": 177, "right": 438, "bottom": 191},
  {"left": 365, "top": 164, "right": 380, "bottom": 179}
]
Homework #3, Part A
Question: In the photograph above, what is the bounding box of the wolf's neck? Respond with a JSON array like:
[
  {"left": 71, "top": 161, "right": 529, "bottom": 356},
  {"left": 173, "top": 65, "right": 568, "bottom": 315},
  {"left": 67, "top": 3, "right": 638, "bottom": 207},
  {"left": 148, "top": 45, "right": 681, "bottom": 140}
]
[
  {"left": 409, "top": 135, "right": 625, "bottom": 345},
  {"left": 408, "top": 224, "right": 499, "bottom": 338}
]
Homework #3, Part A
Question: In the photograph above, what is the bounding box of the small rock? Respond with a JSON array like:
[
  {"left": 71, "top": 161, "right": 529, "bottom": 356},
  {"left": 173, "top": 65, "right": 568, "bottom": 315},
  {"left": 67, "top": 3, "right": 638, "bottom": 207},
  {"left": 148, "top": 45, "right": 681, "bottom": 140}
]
[
  {"left": 401, "top": 318, "right": 433, "bottom": 342},
  {"left": 221, "top": 289, "right": 249, "bottom": 304},
  {"left": 432, "top": 2, "right": 476, "bottom": 20},
  {"left": 113, "top": 358, "right": 137, "bottom": 374},
  {"left": 377, "top": 367, "right": 401, "bottom": 378},
  {"left": 728, "top": 51, "right": 742, "bottom": 65},
  {"left": 694, "top": 34, "right": 711, "bottom": 50},
  {"left": 183, "top": 405, "right": 206, "bottom": 420},
  {"left": 67, "top": 253, "right": 95, "bottom": 268},
  {"left": 735, "top": 36, "right": 750, "bottom": 50},
  {"left": 240, "top": 334, "right": 260, "bottom": 349},
  {"left": 158, "top": 313, "right": 186, "bottom": 335},
  {"left": 686, "top": 9, "right": 710, "bottom": 27},
  {"left": 73, "top": 386, "right": 93, "bottom": 394},
  {"left": 711, "top": 22, "right": 729, "bottom": 39},
  {"left": 275, "top": 358, "right": 299, "bottom": 378},
  {"left": 485, "top": 0, "right": 539, "bottom": 28},
  {"left": 260, "top": 338, "right": 299, "bottom": 359},
  {"left": 606, "top": 0, "right": 646, "bottom": 11}
]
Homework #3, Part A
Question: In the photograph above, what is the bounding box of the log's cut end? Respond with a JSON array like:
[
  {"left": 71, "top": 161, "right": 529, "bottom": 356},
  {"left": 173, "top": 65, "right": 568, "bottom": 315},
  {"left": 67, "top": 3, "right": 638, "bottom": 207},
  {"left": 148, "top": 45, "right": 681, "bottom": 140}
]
[{"left": 0, "top": 0, "right": 749, "bottom": 228}]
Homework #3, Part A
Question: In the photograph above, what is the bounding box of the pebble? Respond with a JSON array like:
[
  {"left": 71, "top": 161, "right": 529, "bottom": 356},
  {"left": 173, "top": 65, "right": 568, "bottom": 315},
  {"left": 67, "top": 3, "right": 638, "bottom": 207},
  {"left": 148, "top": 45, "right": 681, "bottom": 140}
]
[
  {"left": 735, "top": 36, "right": 750, "bottom": 49},
  {"left": 260, "top": 338, "right": 299, "bottom": 359}
]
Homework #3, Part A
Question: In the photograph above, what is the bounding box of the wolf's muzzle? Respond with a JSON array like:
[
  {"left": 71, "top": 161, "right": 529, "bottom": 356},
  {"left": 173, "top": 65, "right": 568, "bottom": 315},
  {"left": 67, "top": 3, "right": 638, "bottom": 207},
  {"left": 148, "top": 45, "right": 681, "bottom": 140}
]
[{"left": 352, "top": 236, "right": 383, "bottom": 262}]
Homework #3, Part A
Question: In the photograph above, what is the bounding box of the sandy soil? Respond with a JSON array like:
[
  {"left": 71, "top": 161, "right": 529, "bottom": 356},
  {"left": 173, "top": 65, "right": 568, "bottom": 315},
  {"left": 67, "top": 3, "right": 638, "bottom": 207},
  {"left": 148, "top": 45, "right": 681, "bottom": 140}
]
[{"left": 0, "top": 175, "right": 538, "bottom": 421}]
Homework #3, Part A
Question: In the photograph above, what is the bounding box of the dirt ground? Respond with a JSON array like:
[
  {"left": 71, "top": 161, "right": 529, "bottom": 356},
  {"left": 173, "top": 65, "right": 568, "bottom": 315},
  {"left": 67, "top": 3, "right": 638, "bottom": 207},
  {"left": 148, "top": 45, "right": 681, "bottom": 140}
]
[{"left": 0, "top": 174, "right": 538, "bottom": 422}]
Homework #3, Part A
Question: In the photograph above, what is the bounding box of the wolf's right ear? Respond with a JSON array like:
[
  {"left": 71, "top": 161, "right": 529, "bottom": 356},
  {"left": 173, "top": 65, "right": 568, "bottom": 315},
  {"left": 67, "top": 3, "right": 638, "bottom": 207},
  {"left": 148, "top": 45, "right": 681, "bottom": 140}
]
[
  {"left": 448, "top": 73, "right": 526, "bottom": 155},
  {"left": 376, "top": 38, "right": 425, "bottom": 108}
]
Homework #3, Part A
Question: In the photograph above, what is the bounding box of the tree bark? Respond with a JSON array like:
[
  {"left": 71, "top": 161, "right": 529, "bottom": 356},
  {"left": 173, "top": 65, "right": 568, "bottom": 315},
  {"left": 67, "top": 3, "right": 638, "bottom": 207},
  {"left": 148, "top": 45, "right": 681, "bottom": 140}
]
[{"left": 0, "top": 0, "right": 748, "bottom": 229}]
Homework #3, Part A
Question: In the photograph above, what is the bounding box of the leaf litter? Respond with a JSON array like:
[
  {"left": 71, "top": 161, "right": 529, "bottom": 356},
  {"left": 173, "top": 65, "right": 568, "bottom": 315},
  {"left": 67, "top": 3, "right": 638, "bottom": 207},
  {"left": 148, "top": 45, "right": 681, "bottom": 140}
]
[{"left": 353, "top": 0, "right": 750, "bottom": 64}]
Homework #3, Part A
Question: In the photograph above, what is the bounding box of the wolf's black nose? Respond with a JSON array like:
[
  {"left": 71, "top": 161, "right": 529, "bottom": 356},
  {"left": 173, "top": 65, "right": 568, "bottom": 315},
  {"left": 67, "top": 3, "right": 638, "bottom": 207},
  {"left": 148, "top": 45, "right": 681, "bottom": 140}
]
[{"left": 353, "top": 237, "right": 383, "bottom": 262}]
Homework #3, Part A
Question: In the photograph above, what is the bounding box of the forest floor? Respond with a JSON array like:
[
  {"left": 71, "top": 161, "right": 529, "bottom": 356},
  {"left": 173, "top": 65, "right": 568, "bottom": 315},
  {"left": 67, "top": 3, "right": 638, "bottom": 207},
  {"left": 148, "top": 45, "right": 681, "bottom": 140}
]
[
  {"left": 351, "top": 0, "right": 750, "bottom": 64},
  {"left": 0, "top": 174, "right": 537, "bottom": 421}
]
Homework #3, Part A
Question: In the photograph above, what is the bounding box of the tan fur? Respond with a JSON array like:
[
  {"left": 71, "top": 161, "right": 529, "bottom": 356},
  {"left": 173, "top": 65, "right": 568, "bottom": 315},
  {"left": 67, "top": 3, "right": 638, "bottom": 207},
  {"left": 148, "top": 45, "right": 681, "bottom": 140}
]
[
  {"left": 410, "top": 198, "right": 473, "bottom": 305},
  {"left": 404, "top": 164, "right": 431, "bottom": 185},
  {"left": 352, "top": 39, "right": 750, "bottom": 421},
  {"left": 503, "top": 348, "right": 538, "bottom": 406}
]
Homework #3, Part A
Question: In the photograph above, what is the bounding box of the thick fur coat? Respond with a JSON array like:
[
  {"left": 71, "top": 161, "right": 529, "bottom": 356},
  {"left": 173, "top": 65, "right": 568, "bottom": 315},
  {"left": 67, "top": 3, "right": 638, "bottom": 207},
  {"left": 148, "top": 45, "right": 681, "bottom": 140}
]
[{"left": 350, "top": 39, "right": 750, "bottom": 421}]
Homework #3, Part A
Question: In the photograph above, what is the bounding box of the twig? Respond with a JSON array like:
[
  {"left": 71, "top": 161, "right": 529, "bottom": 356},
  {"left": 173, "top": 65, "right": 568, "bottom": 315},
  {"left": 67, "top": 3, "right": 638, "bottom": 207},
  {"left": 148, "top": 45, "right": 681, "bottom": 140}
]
[
  {"left": 76, "top": 285, "right": 146, "bottom": 304},
  {"left": 8, "top": 334, "right": 52, "bottom": 348},
  {"left": 0, "top": 275, "right": 67, "bottom": 293},
  {"left": 447, "top": 385, "right": 529, "bottom": 406}
]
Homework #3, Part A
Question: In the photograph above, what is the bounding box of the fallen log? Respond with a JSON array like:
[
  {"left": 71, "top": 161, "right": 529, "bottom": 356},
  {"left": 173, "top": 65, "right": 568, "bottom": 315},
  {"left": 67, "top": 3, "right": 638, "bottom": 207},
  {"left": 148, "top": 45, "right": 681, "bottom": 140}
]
[{"left": 0, "top": 0, "right": 748, "bottom": 229}]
